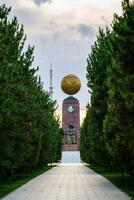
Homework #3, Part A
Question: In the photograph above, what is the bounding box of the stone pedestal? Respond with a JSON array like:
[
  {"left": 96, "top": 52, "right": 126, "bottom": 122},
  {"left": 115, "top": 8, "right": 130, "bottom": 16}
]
[{"left": 62, "top": 96, "right": 80, "bottom": 151}]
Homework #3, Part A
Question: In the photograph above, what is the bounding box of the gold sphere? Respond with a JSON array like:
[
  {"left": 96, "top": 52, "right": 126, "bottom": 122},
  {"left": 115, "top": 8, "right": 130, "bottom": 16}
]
[{"left": 61, "top": 74, "right": 81, "bottom": 95}]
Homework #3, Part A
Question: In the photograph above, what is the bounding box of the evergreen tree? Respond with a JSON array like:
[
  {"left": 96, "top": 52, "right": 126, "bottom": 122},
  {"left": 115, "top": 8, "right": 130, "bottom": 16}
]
[
  {"left": 103, "top": 0, "right": 134, "bottom": 175},
  {"left": 80, "top": 104, "right": 91, "bottom": 163},
  {"left": 82, "top": 0, "right": 134, "bottom": 176},
  {"left": 84, "top": 28, "right": 111, "bottom": 166},
  {"left": 0, "top": 4, "right": 62, "bottom": 176}
]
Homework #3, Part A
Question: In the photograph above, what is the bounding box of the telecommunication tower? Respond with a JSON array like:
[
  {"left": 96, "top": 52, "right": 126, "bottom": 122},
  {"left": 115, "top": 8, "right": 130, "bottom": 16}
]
[{"left": 49, "top": 64, "right": 53, "bottom": 98}]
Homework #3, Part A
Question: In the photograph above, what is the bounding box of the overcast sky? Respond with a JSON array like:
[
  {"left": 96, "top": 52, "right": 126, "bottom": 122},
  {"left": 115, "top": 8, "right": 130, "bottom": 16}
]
[{"left": 1, "top": 0, "right": 122, "bottom": 120}]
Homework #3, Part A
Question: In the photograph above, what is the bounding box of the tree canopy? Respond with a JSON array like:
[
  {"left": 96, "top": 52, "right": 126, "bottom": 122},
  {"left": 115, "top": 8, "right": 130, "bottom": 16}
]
[
  {"left": 0, "top": 4, "right": 63, "bottom": 176},
  {"left": 80, "top": 0, "right": 134, "bottom": 176}
]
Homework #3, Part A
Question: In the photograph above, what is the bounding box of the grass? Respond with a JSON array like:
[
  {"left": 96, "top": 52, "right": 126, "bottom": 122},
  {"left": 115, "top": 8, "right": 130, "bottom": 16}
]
[
  {"left": 87, "top": 163, "right": 134, "bottom": 198},
  {"left": 0, "top": 165, "right": 55, "bottom": 198}
]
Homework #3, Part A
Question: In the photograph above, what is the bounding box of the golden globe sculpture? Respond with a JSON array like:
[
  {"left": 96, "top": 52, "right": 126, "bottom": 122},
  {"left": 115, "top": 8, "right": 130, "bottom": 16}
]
[{"left": 61, "top": 74, "right": 81, "bottom": 95}]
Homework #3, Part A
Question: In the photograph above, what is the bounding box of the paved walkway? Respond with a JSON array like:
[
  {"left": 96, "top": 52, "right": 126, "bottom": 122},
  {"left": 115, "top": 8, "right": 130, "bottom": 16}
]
[{"left": 2, "top": 164, "right": 129, "bottom": 200}]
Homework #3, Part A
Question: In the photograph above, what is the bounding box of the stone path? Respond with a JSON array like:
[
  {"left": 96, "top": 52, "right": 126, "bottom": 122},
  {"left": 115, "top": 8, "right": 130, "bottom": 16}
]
[{"left": 2, "top": 164, "right": 129, "bottom": 200}]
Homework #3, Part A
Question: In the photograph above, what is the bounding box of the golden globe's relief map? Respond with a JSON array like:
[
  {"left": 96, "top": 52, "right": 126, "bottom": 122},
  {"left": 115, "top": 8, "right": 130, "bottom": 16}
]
[{"left": 61, "top": 74, "right": 81, "bottom": 95}]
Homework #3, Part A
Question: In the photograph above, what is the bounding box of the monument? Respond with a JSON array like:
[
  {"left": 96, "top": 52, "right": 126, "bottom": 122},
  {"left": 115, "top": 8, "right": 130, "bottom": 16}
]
[{"left": 61, "top": 74, "right": 81, "bottom": 151}]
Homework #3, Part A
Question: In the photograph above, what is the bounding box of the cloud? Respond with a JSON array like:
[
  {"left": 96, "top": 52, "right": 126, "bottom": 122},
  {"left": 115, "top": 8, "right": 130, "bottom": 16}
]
[
  {"left": 32, "top": 0, "right": 52, "bottom": 6},
  {"left": 77, "top": 24, "right": 95, "bottom": 38}
]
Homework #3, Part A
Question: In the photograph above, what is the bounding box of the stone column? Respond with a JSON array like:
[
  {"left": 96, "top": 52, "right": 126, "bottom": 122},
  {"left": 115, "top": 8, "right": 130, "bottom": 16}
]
[{"left": 62, "top": 96, "right": 80, "bottom": 151}]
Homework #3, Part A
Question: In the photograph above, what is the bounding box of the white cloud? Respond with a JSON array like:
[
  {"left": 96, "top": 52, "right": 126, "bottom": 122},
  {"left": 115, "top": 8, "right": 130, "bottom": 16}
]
[{"left": 32, "top": 0, "right": 52, "bottom": 6}]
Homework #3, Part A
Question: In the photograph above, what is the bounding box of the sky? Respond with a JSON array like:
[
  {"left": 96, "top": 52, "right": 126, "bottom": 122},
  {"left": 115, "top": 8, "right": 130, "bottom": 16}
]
[{"left": 1, "top": 0, "right": 122, "bottom": 122}]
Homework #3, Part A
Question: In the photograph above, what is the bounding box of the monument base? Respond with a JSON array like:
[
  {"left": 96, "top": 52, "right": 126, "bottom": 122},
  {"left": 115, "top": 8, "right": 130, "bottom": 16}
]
[{"left": 62, "top": 144, "right": 78, "bottom": 151}]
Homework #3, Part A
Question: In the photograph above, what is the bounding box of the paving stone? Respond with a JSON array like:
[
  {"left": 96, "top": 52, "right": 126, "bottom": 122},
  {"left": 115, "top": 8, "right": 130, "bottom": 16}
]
[{"left": 2, "top": 164, "right": 130, "bottom": 200}]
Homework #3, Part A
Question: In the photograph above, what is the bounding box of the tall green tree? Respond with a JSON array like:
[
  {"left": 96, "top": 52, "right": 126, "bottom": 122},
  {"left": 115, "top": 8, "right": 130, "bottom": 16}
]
[
  {"left": 81, "top": 0, "right": 134, "bottom": 176},
  {"left": 80, "top": 104, "right": 91, "bottom": 163},
  {"left": 83, "top": 28, "right": 112, "bottom": 166},
  {"left": 103, "top": 0, "right": 134, "bottom": 175},
  {"left": 0, "top": 4, "right": 62, "bottom": 176}
]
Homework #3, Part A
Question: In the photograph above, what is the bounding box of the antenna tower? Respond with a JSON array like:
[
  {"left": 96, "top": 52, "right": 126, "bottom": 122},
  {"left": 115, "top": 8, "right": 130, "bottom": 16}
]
[{"left": 49, "top": 63, "right": 53, "bottom": 98}]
